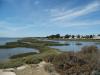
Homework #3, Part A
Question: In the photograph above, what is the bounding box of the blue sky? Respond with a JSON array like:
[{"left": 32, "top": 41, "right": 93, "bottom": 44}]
[{"left": 0, "top": 0, "right": 100, "bottom": 37}]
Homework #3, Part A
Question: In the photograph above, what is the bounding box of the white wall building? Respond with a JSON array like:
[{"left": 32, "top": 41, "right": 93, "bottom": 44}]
[{"left": 93, "top": 35, "right": 100, "bottom": 39}]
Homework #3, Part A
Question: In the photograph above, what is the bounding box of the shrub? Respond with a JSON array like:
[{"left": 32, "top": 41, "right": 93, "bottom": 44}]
[
  {"left": 24, "top": 56, "right": 42, "bottom": 64},
  {"left": 44, "top": 63, "right": 55, "bottom": 73},
  {"left": 81, "top": 45, "right": 98, "bottom": 54},
  {"left": 44, "top": 52, "right": 93, "bottom": 75}
]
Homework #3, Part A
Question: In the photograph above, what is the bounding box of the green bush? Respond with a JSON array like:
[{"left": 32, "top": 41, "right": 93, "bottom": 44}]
[
  {"left": 0, "top": 61, "right": 23, "bottom": 69},
  {"left": 10, "top": 52, "right": 37, "bottom": 59}
]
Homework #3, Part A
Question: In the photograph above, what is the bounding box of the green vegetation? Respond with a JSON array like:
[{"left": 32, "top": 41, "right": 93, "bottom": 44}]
[
  {"left": 0, "top": 38, "right": 100, "bottom": 75},
  {"left": 0, "top": 59, "right": 23, "bottom": 69},
  {"left": 45, "top": 42, "right": 70, "bottom": 46},
  {"left": 10, "top": 52, "right": 37, "bottom": 59},
  {"left": 47, "top": 34, "right": 61, "bottom": 39},
  {"left": 0, "top": 38, "right": 61, "bottom": 68},
  {"left": 0, "top": 39, "right": 68, "bottom": 49}
]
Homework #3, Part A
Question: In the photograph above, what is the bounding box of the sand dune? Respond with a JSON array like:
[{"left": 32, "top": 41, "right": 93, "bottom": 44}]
[
  {"left": 0, "top": 70, "right": 16, "bottom": 75},
  {"left": 0, "top": 61, "right": 59, "bottom": 75},
  {"left": 15, "top": 61, "right": 59, "bottom": 75}
]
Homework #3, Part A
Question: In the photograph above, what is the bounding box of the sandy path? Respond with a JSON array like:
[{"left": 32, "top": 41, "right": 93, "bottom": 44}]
[
  {"left": 15, "top": 61, "right": 59, "bottom": 75},
  {"left": 0, "top": 61, "right": 59, "bottom": 75},
  {"left": 0, "top": 70, "right": 16, "bottom": 75}
]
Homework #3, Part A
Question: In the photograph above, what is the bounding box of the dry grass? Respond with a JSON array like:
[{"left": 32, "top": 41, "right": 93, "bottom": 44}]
[
  {"left": 44, "top": 45, "right": 100, "bottom": 75},
  {"left": 15, "top": 61, "right": 59, "bottom": 75}
]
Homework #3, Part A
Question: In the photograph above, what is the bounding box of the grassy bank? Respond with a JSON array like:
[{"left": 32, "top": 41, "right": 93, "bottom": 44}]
[
  {"left": 47, "top": 38, "right": 100, "bottom": 42},
  {"left": 0, "top": 47, "right": 60, "bottom": 69},
  {"left": 0, "top": 38, "right": 100, "bottom": 75},
  {"left": 10, "top": 52, "right": 37, "bottom": 59},
  {"left": 0, "top": 39, "right": 68, "bottom": 49},
  {"left": 0, "top": 38, "right": 61, "bottom": 69}
]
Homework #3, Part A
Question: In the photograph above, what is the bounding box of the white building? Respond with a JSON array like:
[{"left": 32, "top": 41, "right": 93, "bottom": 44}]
[{"left": 93, "top": 35, "right": 100, "bottom": 39}]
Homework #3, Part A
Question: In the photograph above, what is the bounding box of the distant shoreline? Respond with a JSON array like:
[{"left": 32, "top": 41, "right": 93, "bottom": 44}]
[{"left": 46, "top": 38, "right": 100, "bottom": 42}]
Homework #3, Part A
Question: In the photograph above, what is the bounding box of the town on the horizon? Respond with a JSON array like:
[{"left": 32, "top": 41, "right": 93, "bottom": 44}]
[
  {"left": 0, "top": 0, "right": 100, "bottom": 75},
  {"left": 46, "top": 34, "right": 100, "bottom": 39}
]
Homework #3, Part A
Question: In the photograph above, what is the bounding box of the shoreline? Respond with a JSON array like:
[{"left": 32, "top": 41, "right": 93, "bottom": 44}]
[
  {"left": 46, "top": 38, "right": 100, "bottom": 42},
  {"left": 0, "top": 69, "right": 16, "bottom": 75},
  {"left": 0, "top": 61, "right": 59, "bottom": 75},
  {"left": 0, "top": 38, "right": 61, "bottom": 69},
  {"left": 0, "top": 38, "right": 100, "bottom": 75}
]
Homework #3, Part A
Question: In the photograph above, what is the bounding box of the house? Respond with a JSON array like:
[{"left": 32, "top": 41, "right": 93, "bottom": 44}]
[{"left": 93, "top": 35, "right": 100, "bottom": 39}]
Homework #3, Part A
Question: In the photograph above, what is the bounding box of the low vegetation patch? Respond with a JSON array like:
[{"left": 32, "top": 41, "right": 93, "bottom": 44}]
[
  {"left": 44, "top": 45, "right": 100, "bottom": 75},
  {"left": 0, "top": 59, "right": 23, "bottom": 69},
  {"left": 10, "top": 52, "right": 37, "bottom": 59},
  {"left": 0, "top": 38, "right": 100, "bottom": 75},
  {"left": 0, "top": 38, "right": 61, "bottom": 68},
  {"left": 80, "top": 45, "right": 98, "bottom": 54}
]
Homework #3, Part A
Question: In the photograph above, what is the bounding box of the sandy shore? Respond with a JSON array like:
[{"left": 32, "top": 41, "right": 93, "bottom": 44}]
[
  {"left": 0, "top": 70, "right": 16, "bottom": 75},
  {"left": 0, "top": 61, "right": 59, "bottom": 75},
  {"left": 15, "top": 61, "right": 59, "bottom": 75}
]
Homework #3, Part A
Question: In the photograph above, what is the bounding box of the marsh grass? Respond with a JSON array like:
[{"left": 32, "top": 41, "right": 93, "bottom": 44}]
[
  {"left": 10, "top": 52, "right": 37, "bottom": 59},
  {"left": 0, "top": 38, "right": 100, "bottom": 75},
  {"left": 0, "top": 38, "right": 61, "bottom": 68},
  {"left": 44, "top": 45, "right": 100, "bottom": 75}
]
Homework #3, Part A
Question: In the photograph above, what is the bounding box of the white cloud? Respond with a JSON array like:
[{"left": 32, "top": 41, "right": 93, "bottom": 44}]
[
  {"left": 0, "top": 21, "right": 34, "bottom": 32},
  {"left": 43, "top": 1, "right": 100, "bottom": 28},
  {"left": 51, "top": 1, "right": 100, "bottom": 21},
  {"left": 61, "top": 20, "right": 100, "bottom": 27}
]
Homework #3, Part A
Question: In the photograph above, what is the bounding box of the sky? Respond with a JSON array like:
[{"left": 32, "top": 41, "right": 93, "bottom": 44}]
[{"left": 0, "top": 0, "right": 100, "bottom": 37}]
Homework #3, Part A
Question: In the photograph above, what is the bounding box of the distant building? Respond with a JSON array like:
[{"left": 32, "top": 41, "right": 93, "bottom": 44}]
[
  {"left": 93, "top": 35, "right": 100, "bottom": 39},
  {"left": 57, "top": 34, "right": 100, "bottom": 39}
]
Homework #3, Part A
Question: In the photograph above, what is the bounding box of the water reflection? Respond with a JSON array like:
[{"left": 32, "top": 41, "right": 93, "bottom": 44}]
[{"left": 49, "top": 40, "right": 100, "bottom": 52}]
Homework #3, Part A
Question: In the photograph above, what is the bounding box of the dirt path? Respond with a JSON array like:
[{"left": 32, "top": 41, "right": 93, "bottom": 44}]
[
  {"left": 0, "top": 61, "right": 59, "bottom": 75},
  {"left": 15, "top": 61, "right": 59, "bottom": 75},
  {"left": 0, "top": 70, "right": 16, "bottom": 75}
]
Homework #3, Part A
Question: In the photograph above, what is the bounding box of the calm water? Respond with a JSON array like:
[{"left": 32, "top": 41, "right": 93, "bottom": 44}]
[
  {"left": 0, "top": 38, "right": 39, "bottom": 62},
  {"left": 0, "top": 38, "right": 100, "bottom": 61},
  {"left": 0, "top": 38, "right": 20, "bottom": 45},
  {"left": 0, "top": 47, "right": 38, "bottom": 61},
  {"left": 49, "top": 40, "right": 100, "bottom": 52}
]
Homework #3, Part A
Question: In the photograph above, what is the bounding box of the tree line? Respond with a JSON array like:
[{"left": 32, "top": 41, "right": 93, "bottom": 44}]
[{"left": 46, "top": 34, "right": 100, "bottom": 39}]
